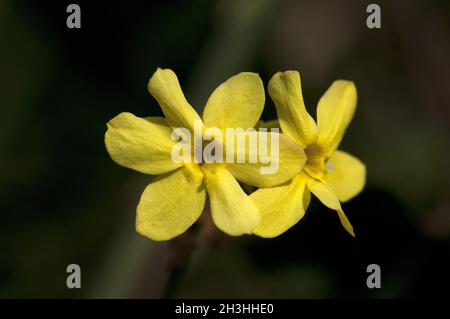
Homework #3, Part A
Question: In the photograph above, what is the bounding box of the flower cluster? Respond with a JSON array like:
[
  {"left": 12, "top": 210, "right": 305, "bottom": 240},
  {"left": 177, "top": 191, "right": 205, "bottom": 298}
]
[{"left": 105, "top": 68, "right": 366, "bottom": 240}]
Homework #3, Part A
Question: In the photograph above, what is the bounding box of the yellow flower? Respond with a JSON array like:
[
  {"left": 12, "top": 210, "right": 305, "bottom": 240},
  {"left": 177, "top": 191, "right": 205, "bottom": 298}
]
[
  {"left": 105, "top": 68, "right": 305, "bottom": 241},
  {"left": 251, "top": 71, "right": 366, "bottom": 238}
]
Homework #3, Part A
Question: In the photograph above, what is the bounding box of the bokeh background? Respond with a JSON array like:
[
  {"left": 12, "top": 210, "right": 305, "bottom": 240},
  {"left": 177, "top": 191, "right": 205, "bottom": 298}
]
[{"left": 1, "top": 0, "right": 450, "bottom": 298}]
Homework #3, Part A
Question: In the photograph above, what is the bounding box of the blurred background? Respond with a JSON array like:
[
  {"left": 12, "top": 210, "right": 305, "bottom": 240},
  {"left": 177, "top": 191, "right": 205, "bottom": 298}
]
[{"left": 1, "top": 0, "right": 450, "bottom": 298}]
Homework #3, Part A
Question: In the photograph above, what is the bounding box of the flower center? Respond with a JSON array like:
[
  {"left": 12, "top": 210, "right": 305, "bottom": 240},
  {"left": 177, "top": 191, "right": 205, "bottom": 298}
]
[{"left": 304, "top": 144, "right": 327, "bottom": 180}]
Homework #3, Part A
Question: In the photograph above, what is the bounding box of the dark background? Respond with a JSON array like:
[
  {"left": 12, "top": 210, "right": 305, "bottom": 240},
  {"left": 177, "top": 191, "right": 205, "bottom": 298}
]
[{"left": 1, "top": 0, "right": 450, "bottom": 298}]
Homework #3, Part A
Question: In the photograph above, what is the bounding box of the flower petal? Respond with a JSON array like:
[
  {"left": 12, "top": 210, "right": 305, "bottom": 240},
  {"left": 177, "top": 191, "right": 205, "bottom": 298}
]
[
  {"left": 268, "top": 71, "right": 318, "bottom": 148},
  {"left": 316, "top": 80, "right": 357, "bottom": 156},
  {"left": 203, "top": 165, "right": 260, "bottom": 236},
  {"left": 148, "top": 68, "right": 203, "bottom": 132},
  {"left": 325, "top": 150, "right": 366, "bottom": 202},
  {"left": 136, "top": 165, "right": 206, "bottom": 241},
  {"left": 307, "top": 179, "right": 355, "bottom": 237},
  {"left": 105, "top": 112, "right": 181, "bottom": 175},
  {"left": 255, "top": 119, "right": 280, "bottom": 130},
  {"left": 226, "top": 131, "right": 306, "bottom": 187},
  {"left": 252, "top": 174, "right": 310, "bottom": 238},
  {"left": 203, "top": 72, "right": 264, "bottom": 130}
]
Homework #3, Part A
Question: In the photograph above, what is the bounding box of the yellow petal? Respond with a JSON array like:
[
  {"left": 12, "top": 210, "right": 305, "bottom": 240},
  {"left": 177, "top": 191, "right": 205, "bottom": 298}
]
[
  {"left": 268, "top": 71, "right": 318, "bottom": 148},
  {"left": 255, "top": 119, "right": 280, "bottom": 130},
  {"left": 203, "top": 165, "right": 260, "bottom": 236},
  {"left": 325, "top": 150, "right": 366, "bottom": 202},
  {"left": 252, "top": 174, "right": 310, "bottom": 238},
  {"left": 136, "top": 165, "right": 206, "bottom": 241},
  {"left": 105, "top": 112, "right": 181, "bottom": 175},
  {"left": 307, "top": 179, "right": 355, "bottom": 237},
  {"left": 316, "top": 80, "right": 357, "bottom": 156},
  {"left": 203, "top": 72, "right": 264, "bottom": 130},
  {"left": 148, "top": 68, "right": 203, "bottom": 133},
  {"left": 226, "top": 131, "right": 306, "bottom": 187}
]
